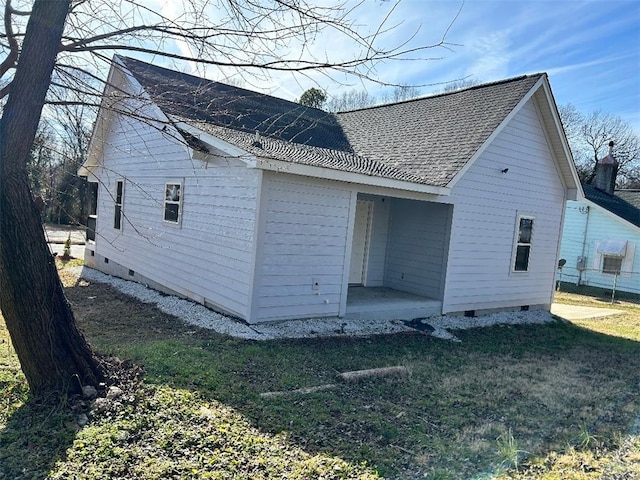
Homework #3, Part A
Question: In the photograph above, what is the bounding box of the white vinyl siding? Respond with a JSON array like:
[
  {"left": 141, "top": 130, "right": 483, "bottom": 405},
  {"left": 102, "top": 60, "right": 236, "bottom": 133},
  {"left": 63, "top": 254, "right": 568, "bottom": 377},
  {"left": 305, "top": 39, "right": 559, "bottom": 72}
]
[
  {"left": 385, "top": 199, "right": 451, "bottom": 299},
  {"left": 113, "top": 179, "right": 124, "bottom": 230},
  {"left": 358, "top": 194, "right": 390, "bottom": 286},
  {"left": 443, "top": 97, "right": 566, "bottom": 313},
  {"left": 252, "top": 173, "right": 352, "bottom": 323},
  {"left": 92, "top": 95, "right": 258, "bottom": 319}
]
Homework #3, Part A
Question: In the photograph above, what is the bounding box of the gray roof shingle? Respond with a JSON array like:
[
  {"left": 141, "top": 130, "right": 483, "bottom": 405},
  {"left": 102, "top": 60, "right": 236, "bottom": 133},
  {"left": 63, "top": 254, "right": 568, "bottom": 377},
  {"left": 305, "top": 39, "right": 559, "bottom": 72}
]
[
  {"left": 120, "top": 57, "right": 351, "bottom": 152},
  {"left": 120, "top": 56, "right": 543, "bottom": 187},
  {"left": 616, "top": 189, "right": 640, "bottom": 210},
  {"left": 336, "top": 76, "right": 542, "bottom": 186},
  {"left": 584, "top": 185, "right": 640, "bottom": 228}
]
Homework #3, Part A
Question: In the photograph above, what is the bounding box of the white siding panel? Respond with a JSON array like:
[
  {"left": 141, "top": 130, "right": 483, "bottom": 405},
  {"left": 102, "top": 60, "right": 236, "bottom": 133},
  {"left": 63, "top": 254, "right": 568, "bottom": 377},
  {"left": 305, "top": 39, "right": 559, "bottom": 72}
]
[
  {"left": 253, "top": 173, "right": 352, "bottom": 322},
  {"left": 92, "top": 101, "right": 258, "bottom": 319},
  {"left": 359, "top": 194, "right": 390, "bottom": 286},
  {"left": 385, "top": 199, "right": 451, "bottom": 298},
  {"left": 443, "top": 98, "right": 566, "bottom": 313}
]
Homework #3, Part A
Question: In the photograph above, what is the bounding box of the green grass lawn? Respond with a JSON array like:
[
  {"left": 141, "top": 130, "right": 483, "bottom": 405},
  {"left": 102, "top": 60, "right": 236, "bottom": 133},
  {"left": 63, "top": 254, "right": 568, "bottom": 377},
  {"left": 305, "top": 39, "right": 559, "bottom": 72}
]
[{"left": 1, "top": 268, "right": 639, "bottom": 479}]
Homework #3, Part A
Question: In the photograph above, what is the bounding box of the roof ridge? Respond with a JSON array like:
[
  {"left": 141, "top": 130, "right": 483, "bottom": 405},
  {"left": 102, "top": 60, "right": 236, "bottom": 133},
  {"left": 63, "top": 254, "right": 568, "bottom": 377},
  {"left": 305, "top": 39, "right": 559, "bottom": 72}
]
[
  {"left": 108, "top": 55, "right": 556, "bottom": 190},
  {"left": 336, "top": 73, "right": 546, "bottom": 114},
  {"left": 118, "top": 55, "right": 328, "bottom": 113}
]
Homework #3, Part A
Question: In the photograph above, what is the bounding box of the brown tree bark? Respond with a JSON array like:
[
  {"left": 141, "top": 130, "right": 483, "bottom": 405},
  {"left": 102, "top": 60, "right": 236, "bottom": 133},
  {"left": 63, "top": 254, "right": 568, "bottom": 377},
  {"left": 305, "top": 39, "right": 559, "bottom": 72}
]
[{"left": 0, "top": 1, "right": 105, "bottom": 396}]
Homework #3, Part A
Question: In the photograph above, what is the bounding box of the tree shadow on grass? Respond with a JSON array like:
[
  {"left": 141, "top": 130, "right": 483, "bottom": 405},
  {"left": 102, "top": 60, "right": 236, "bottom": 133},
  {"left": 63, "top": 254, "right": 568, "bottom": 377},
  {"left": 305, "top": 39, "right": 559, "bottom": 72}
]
[
  {"left": 0, "top": 394, "right": 79, "bottom": 480},
  {"left": 65, "top": 281, "right": 640, "bottom": 479}
]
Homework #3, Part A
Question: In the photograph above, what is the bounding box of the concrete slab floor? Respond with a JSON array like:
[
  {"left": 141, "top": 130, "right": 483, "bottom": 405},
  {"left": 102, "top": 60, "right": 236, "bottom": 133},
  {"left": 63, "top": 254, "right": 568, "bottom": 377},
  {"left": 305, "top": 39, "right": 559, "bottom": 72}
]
[{"left": 550, "top": 303, "right": 624, "bottom": 321}]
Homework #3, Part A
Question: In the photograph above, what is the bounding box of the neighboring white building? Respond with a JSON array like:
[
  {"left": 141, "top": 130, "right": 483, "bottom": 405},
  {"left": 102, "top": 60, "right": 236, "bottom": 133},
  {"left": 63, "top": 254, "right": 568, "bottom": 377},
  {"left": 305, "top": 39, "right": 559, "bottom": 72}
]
[
  {"left": 80, "top": 56, "right": 581, "bottom": 324},
  {"left": 559, "top": 148, "right": 640, "bottom": 294}
]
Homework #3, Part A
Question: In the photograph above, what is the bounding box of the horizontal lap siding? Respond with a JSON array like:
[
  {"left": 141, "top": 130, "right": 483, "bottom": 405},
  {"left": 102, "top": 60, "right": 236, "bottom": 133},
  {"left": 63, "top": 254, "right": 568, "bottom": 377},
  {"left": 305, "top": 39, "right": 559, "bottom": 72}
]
[
  {"left": 561, "top": 202, "right": 639, "bottom": 294},
  {"left": 254, "top": 174, "right": 352, "bottom": 322},
  {"left": 557, "top": 202, "right": 588, "bottom": 285},
  {"left": 385, "top": 199, "right": 450, "bottom": 298},
  {"left": 359, "top": 195, "right": 390, "bottom": 286},
  {"left": 94, "top": 106, "right": 257, "bottom": 319},
  {"left": 443, "top": 98, "right": 566, "bottom": 313}
]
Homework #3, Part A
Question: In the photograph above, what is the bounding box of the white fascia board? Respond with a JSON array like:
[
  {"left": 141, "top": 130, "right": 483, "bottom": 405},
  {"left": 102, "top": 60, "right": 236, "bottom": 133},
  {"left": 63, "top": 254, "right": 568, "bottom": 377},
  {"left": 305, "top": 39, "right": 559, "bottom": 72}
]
[
  {"left": 446, "top": 75, "right": 583, "bottom": 201},
  {"left": 445, "top": 77, "right": 546, "bottom": 191},
  {"left": 253, "top": 158, "right": 450, "bottom": 195},
  {"left": 81, "top": 61, "right": 124, "bottom": 176},
  {"left": 173, "top": 123, "right": 448, "bottom": 194},
  {"left": 173, "top": 121, "right": 257, "bottom": 165},
  {"left": 538, "top": 79, "right": 584, "bottom": 200},
  {"left": 584, "top": 198, "right": 640, "bottom": 234}
]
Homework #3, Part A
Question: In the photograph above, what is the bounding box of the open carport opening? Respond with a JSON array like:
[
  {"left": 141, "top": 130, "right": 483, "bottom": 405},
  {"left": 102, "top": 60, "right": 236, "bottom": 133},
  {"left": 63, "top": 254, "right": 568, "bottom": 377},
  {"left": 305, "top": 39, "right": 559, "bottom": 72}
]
[{"left": 345, "top": 193, "right": 452, "bottom": 321}]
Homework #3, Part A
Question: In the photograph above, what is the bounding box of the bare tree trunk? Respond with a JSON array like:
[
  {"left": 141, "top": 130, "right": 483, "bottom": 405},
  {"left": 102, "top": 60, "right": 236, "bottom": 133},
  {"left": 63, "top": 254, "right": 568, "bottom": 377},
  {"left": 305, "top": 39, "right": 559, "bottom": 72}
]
[{"left": 0, "top": 0, "right": 104, "bottom": 396}]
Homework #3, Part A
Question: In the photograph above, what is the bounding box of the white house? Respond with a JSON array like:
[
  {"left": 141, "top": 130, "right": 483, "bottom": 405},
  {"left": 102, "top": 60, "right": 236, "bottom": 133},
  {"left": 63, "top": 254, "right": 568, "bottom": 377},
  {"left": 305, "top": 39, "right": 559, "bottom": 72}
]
[
  {"left": 558, "top": 148, "right": 639, "bottom": 294},
  {"left": 80, "top": 56, "right": 582, "bottom": 324}
]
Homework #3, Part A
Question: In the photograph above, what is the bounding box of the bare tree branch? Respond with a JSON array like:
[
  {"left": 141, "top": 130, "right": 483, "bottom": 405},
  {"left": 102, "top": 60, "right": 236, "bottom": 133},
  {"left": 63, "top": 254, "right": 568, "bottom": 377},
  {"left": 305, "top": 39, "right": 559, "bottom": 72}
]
[{"left": 0, "top": 0, "right": 20, "bottom": 81}]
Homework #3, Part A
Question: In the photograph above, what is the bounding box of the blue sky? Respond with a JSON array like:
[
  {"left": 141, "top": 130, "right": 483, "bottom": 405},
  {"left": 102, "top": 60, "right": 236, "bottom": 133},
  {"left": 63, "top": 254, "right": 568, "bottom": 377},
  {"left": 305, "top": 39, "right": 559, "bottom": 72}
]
[
  {"left": 148, "top": 0, "right": 639, "bottom": 131},
  {"left": 267, "top": 0, "right": 640, "bottom": 132},
  {"left": 415, "top": 0, "right": 640, "bottom": 131}
]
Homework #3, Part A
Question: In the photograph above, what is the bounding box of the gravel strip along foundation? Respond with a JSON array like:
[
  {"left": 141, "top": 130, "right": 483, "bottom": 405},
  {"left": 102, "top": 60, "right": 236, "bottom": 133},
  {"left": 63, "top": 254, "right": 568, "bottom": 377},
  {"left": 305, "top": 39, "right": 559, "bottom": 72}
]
[{"left": 76, "top": 267, "right": 555, "bottom": 341}]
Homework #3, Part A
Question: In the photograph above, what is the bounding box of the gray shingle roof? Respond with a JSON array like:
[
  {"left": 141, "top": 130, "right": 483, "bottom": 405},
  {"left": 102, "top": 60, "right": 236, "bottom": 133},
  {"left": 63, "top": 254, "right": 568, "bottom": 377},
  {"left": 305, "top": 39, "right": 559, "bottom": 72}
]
[
  {"left": 616, "top": 189, "right": 640, "bottom": 210},
  {"left": 184, "top": 119, "right": 428, "bottom": 184},
  {"left": 584, "top": 185, "right": 640, "bottom": 228},
  {"left": 120, "top": 56, "right": 543, "bottom": 187},
  {"left": 336, "top": 76, "right": 542, "bottom": 186},
  {"left": 120, "top": 57, "right": 351, "bottom": 151}
]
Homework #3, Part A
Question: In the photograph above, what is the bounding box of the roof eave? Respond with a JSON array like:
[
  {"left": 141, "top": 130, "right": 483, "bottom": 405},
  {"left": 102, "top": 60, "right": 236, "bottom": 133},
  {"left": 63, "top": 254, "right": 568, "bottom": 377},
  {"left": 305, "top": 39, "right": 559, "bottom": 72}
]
[
  {"left": 583, "top": 198, "right": 640, "bottom": 233},
  {"left": 80, "top": 58, "right": 125, "bottom": 177},
  {"left": 173, "top": 121, "right": 258, "bottom": 164},
  {"left": 538, "top": 78, "right": 584, "bottom": 199},
  {"left": 177, "top": 121, "right": 449, "bottom": 194},
  {"left": 444, "top": 75, "right": 583, "bottom": 200},
  {"left": 253, "top": 157, "right": 450, "bottom": 195}
]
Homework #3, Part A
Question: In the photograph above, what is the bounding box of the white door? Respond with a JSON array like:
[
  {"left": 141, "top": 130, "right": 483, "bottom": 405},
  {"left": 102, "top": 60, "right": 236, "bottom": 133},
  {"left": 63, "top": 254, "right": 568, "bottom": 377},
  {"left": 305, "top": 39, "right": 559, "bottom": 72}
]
[{"left": 349, "top": 200, "right": 373, "bottom": 284}]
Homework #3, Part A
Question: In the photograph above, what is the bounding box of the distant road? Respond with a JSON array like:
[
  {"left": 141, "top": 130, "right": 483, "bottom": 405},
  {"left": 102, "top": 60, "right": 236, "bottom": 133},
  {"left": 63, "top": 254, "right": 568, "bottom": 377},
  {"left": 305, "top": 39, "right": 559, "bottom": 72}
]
[{"left": 44, "top": 224, "right": 85, "bottom": 259}]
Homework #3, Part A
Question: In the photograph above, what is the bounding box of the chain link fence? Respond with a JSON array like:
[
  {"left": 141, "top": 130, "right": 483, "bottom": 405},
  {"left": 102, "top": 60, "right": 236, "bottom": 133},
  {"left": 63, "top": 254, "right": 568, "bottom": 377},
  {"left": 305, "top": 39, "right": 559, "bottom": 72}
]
[{"left": 556, "top": 265, "right": 640, "bottom": 303}]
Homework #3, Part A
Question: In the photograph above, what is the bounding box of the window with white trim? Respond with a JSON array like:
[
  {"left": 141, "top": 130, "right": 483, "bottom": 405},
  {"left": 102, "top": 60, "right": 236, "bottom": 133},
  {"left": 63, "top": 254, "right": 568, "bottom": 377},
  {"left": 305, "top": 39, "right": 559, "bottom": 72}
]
[
  {"left": 593, "top": 240, "right": 635, "bottom": 278},
  {"left": 602, "top": 256, "right": 623, "bottom": 275},
  {"left": 596, "top": 239, "right": 627, "bottom": 275},
  {"left": 164, "top": 182, "right": 183, "bottom": 224},
  {"left": 113, "top": 179, "right": 124, "bottom": 230},
  {"left": 513, "top": 216, "right": 534, "bottom": 272}
]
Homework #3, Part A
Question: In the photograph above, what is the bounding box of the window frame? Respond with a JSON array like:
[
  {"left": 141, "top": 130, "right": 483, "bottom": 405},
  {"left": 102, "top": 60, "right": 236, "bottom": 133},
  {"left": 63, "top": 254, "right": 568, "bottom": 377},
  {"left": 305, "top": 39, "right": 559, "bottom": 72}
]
[
  {"left": 163, "top": 180, "right": 184, "bottom": 226},
  {"left": 113, "top": 179, "right": 124, "bottom": 230},
  {"left": 512, "top": 215, "right": 535, "bottom": 273},
  {"left": 602, "top": 255, "right": 623, "bottom": 275}
]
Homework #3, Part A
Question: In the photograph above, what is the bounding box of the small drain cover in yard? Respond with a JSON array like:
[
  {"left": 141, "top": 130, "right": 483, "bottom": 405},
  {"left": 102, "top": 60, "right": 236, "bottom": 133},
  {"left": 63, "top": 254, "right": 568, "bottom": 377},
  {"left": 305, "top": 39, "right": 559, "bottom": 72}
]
[{"left": 403, "top": 318, "right": 435, "bottom": 333}]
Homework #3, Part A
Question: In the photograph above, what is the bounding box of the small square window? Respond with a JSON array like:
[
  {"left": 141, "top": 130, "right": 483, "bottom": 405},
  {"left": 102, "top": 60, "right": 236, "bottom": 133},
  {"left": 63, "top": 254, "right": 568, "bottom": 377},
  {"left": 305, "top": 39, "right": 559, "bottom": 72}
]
[
  {"left": 164, "top": 182, "right": 182, "bottom": 224},
  {"left": 602, "top": 256, "right": 623, "bottom": 275}
]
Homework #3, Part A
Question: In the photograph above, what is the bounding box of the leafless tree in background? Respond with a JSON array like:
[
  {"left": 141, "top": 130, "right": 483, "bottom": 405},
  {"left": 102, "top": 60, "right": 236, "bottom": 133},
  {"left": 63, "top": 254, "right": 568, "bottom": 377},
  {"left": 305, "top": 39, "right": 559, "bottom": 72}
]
[{"left": 559, "top": 104, "right": 640, "bottom": 187}]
